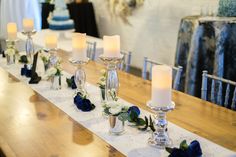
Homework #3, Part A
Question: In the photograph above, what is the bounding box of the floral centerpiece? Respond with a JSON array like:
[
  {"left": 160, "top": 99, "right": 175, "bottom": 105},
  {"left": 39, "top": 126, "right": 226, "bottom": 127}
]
[
  {"left": 166, "top": 140, "right": 202, "bottom": 157},
  {"left": 97, "top": 69, "right": 107, "bottom": 102},
  {"left": 107, "top": 0, "right": 144, "bottom": 24},
  {"left": 74, "top": 92, "right": 96, "bottom": 112},
  {"left": 5, "top": 41, "right": 17, "bottom": 65},
  {"left": 44, "top": 61, "right": 62, "bottom": 90},
  {"left": 127, "top": 106, "right": 155, "bottom": 132},
  {"left": 102, "top": 89, "right": 129, "bottom": 135}
]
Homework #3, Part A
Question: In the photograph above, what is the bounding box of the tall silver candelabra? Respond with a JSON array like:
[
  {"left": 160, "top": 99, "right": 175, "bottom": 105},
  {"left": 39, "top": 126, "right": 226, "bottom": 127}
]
[
  {"left": 147, "top": 101, "right": 175, "bottom": 149},
  {"left": 69, "top": 58, "right": 89, "bottom": 93},
  {"left": 99, "top": 55, "right": 123, "bottom": 101},
  {"left": 22, "top": 30, "right": 36, "bottom": 64}
]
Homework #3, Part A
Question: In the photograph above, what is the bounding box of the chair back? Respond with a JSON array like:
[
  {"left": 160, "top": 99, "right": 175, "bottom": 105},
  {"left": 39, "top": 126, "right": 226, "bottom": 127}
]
[
  {"left": 142, "top": 57, "right": 183, "bottom": 90},
  {"left": 86, "top": 41, "right": 96, "bottom": 60},
  {"left": 119, "top": 51, "right": 132, "bottom": 72},
  {"left": 201, "top": 70, "right": 236, "bottom": 110}
]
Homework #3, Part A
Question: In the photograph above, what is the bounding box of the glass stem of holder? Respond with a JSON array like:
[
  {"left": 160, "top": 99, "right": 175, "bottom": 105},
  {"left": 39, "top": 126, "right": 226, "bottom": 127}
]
[
  {"left": 148, "top": 110, "right": 171, "bottom": 149},
  {"left": 25, "top": 34, "right": 34, "bottom": 64},
  {"left": 74, "top": 64, "right": 86, "bottom": 93},
  {"left": 49, "top": 49, "right": 58, "bottom": 67},
  {"left": 106, "top": 63, "right": 119, "bottom": 101}
]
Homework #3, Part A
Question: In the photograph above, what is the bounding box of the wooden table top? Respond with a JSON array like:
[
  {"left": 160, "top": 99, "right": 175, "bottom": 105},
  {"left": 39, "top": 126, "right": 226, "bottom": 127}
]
[{"left": 0, "top": 50, "right": 235, "bottom": 157}]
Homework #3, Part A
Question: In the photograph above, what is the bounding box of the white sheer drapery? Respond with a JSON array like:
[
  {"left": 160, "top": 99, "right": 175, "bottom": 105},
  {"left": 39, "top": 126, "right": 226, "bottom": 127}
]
[{"left": 0, "top": 0, "right": 41, "bottom": 39}]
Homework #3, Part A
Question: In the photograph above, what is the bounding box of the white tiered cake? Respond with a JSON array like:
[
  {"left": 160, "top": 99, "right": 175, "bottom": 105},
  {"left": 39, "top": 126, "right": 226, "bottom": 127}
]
[{"left": 48, "top": 0, "right": 74, "bottom": 30}]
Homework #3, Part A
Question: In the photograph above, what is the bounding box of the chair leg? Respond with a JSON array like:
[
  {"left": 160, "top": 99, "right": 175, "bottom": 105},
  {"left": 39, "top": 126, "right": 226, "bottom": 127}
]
[
  {"left": 201, "top": 71, "right": 208, "bottom": 101},
  {"left": 142, "top": 57, "right": 148, "bottom": 80}
]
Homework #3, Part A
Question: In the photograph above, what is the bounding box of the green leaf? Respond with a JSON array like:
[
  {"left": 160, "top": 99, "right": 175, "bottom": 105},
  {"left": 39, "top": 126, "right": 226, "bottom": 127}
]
[
  {"left": 138, "top": 116, "right": 149, "bottom": 131},
  {"left": 118, "top": 112, "right": 129, "bottom": 122},
  {"left": 104, "top": 107, "right": 110, "bottom": 115},
  {"left": 180, "top": 140, "right": 188, "bottom": 151},
  {"left": 165, "top": 147, "right": 173, "bottom": 154},
  {"left": 149, "top": 116, "right": 156, "bottom": 132},
  {"left": 66, "top": 78, "right": 72, "bottom": 87},
  {"left": 136, "top": 118, "right": 146, "bottom": 126}
]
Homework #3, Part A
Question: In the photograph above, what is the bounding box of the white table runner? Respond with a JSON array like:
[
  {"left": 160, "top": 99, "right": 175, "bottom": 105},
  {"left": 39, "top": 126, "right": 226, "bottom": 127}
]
[{"left": 0, "top": 59, "right": 235, "bottom": 157}]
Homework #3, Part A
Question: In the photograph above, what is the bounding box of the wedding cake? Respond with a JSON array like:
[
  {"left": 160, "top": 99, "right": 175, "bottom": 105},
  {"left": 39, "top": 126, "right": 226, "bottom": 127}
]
[
  {"left": 48, "top": 0, "right": 74, "bottom": 30},
  {"left": 218, "top": 0, "right": 236, "bottom": 17}
]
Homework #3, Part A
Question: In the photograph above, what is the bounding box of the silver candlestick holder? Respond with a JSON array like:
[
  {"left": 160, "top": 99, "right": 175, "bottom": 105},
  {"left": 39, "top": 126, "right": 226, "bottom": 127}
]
[
  {"left": 69, "top": 57, "right": 89, "bottom": 93},
  {"left": 99, "top": 55, "right": 124, "bottom": 101},
  {"left": 22, "top": 30, "right": 36, "bottom": 64},
  {"left": 147, "top": 101, "right": 175, "bottom": 149},
  {"left": 5, "top": 39, "right": 18, "bottom": 65}
]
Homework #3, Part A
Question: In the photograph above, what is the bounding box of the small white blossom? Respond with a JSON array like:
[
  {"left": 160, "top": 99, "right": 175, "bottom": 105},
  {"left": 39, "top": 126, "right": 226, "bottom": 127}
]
[{"left": 43, "top": 67, "right": 57, "bottom": 79}]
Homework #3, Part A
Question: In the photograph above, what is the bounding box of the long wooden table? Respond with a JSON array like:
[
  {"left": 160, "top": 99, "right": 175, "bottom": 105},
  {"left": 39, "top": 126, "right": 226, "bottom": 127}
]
[{"left": 0, "top": 50, "right": 235, "bottom": 157}]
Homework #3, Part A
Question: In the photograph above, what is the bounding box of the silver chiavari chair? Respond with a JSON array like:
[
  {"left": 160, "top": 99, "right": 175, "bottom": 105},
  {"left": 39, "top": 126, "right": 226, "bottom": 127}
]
[
  {"left": 119, "top": 51, "right": 132, "bottom": 73},
  {"left": 201, "top": 70, "right": 236, "bottom": 110},
  {"left": 86, "top": 41, "right": 97, "bottom": 61},
  {"left": 142, "top": 57, "right": 183, "bottom": 90}
]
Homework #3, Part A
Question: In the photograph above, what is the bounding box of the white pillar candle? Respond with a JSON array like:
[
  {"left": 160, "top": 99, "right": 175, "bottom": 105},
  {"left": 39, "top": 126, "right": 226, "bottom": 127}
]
[
  {"left": 72, "top": 33, "right": 87, "bottom": 61},
  {"left": 103, "top": 35, "right": 121, "bottom": 58},
  {"left": 23, "top": 18, "right": 34, "bottom": 32},
  {"left": 45, "top": 34, "right": 58, "bottom": 49},
  {"left": 7, "top": 23, "right": 17, "bottom": 40},
  {"left": 151, "top": 65, "right": 172, "bottom": 107}
]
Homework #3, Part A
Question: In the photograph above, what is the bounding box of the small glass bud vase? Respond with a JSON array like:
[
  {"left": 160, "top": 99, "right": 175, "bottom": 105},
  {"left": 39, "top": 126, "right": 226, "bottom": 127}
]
[
  {"left": 5, "top": 40, "right": 17, "bottom": 65},
  {"left": 51, "top": 75, "right": 61, "bottom": 90},
  {"left": 109, "top": 115, "right": 125, "bottom": 135},
  {"left": 6, "top": 51, "right": 15, "bottom": 65}
]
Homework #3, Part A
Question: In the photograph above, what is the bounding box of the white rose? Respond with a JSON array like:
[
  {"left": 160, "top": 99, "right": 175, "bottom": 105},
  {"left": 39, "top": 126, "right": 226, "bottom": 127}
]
[
  {"left": 43, "top": 67, "right": 57, "bottom": 79},
  {"left": 109, "top": 105, "right": 122, "bottom": 115},
  {"left": 106, "top": 101, "right": 120, "bottom": 108}
]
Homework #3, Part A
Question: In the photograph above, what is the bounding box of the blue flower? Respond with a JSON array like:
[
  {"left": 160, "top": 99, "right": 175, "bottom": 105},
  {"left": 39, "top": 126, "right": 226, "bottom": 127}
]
[
  {"left": 128, "top": 106, "right": 140, "bottom": 116},
  {"left": 187, "top": 140, "right": 202, "bottom": 157},
  {"left": 71, "top": 76, "right": 77, "bottom": 89},
  {"left": 167, "top": 140, "right": 202, "bottom": 157},
  {"left": 74, "top": 93, "right": 95, "bottom": 112},
  {"left": 169, "top": 148, "right": 189, "bottom": 157},
  {"left": 66, "top": 76, "right": 77, "bottom": 89},
  {"left": 21, "top": 64, "right": 31, "bottom": 78}
]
